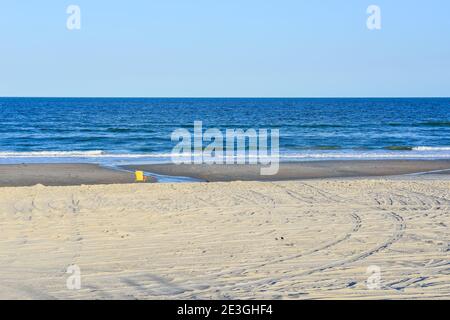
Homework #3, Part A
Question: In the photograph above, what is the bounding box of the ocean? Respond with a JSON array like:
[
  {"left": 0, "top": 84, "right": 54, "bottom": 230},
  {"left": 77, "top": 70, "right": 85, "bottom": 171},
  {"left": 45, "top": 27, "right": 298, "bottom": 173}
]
[{"left": 0, "top": 97, "right": 450, "bottom": 165}]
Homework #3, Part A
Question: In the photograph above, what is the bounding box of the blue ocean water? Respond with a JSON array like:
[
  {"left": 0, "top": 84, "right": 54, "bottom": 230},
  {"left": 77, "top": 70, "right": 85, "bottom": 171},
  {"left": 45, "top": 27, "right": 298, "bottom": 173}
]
[{"left": 0, "top": 98, "right": 450, "bottom": 164}]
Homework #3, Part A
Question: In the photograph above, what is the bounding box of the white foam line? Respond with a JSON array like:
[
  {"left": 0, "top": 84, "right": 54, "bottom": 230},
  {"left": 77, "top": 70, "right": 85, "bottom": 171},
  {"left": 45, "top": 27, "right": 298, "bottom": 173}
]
[{"left": 402, "top": 168, "right": 450, "bottom": 176}]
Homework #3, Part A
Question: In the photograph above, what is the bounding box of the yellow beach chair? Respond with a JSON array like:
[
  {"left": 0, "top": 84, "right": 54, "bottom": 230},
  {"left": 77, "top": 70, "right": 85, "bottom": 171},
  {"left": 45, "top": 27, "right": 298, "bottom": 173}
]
[{"left": 135, "top": 170, "right": 147, "bottom": 182}]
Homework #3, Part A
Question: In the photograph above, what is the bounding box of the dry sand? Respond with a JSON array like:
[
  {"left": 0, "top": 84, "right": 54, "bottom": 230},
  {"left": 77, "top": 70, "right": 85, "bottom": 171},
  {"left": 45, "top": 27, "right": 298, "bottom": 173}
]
[{"left": 0, "top": 178, "right": 449, "bottom": 299}]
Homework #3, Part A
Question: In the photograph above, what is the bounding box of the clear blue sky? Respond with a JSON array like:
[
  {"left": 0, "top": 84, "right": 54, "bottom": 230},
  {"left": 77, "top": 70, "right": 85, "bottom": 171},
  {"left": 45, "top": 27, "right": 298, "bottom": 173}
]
[{"left": 0, "top": 1, "right": 449, "bottom": 97}]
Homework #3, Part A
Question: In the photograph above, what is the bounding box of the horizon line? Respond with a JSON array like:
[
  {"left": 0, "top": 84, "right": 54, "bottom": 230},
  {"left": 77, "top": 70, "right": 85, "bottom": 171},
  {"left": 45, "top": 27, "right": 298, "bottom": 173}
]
[{"left": 1, "top": 96, "right": 450, "bottom": 99}]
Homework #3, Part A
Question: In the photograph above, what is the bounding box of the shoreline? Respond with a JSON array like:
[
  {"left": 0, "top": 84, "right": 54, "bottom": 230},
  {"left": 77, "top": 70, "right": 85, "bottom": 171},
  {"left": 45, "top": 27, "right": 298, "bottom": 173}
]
[
  {"left": 0, "top": 160, "right": 450, "bottom": 187},
  {"left": 0, "top": 163, "right": 137, "bottom": 187}
]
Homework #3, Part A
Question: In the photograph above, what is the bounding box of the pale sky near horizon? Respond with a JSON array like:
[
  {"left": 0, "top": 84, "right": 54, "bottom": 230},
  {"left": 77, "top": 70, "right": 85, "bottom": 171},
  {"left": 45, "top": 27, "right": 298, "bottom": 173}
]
[{"left": 0, "top": 1, "right": 449, "bottom": 97}]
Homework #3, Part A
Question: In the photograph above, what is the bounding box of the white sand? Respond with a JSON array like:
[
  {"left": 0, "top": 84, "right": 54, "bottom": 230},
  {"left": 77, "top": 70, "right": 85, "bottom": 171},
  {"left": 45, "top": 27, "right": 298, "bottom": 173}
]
[{"left": 0, "top": 179, "right": 449, "bottom": 300}]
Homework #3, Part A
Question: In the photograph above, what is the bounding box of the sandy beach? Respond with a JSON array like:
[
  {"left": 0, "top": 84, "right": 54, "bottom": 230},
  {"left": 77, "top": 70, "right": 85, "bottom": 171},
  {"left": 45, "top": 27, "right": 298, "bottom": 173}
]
[{"left": 0, "top": 169, "right": 449, "bottom": 299}]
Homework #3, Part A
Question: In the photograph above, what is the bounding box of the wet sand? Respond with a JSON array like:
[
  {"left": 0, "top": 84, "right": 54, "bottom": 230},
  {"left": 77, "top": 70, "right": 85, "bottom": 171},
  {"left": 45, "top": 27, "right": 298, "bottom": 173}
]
[
  {"left": 123, "top": 160, "right": 450, "bottom": 182},
  {"left": 0, "top": 164, "right": 137, "bottom": 187},
  {"left": 1, "top": 160, "right": 450, "bottom": 187}
]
